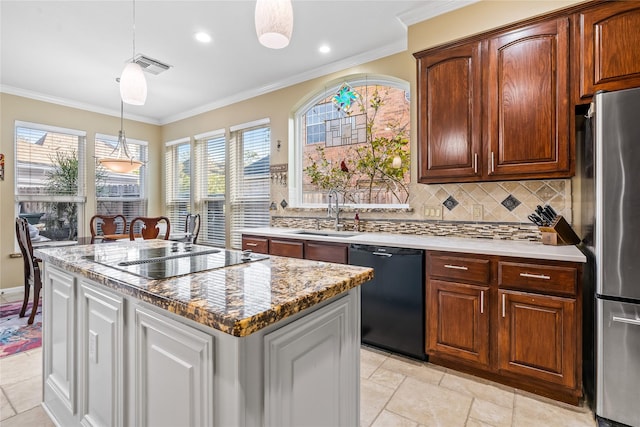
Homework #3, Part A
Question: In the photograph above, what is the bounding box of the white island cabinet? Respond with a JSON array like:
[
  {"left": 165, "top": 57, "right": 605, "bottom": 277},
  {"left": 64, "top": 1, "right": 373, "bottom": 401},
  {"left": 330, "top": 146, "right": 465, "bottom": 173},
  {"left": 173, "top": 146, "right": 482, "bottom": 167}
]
[{"left": 37, "top": 241, "right": 372, "bottom": 427}]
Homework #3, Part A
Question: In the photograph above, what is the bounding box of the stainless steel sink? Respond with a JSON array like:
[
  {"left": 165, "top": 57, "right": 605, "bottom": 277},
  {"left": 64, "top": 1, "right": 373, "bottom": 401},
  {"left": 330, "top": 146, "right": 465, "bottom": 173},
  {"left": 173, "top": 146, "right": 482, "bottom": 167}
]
[{"left": 292, "top": 230, "right": 359, "bottom": 238}]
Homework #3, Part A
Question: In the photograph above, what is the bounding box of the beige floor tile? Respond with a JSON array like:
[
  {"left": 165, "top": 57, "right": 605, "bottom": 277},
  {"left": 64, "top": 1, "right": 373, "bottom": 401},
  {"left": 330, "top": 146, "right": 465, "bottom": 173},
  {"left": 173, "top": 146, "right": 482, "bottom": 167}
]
[
  {"left": 0, "top": 353, "right": 42, "bottom": 386},
  {"left": 465, "top": 418, "right": 497, "bottom": 427},
  {"left": 468, "top": 398, "right": 512, "bottom": 427},
  {"left": 380, "top": 357, "right": 444, "bottom": 386},
  {"left": 513, "top": 394, "right": 596, "bottom": 427},
  {"left": 386, "top": 377, "right": 472, "bottom": 427},
  {"left": 1, "top": 405, "right": 55, "bottom": 427},
  {"left": 3, "top": 375, "right": 42, "bottom": 413},
  {"left": 1, "top": 388, "right": 17, "bottom": 421},
  {"left": 361, "top": 347, "right": 389, "bottom": 379},
  {"left": 360, "top": 377, "right": 396, "bottom": 427},
  {"left": 369, "top": 367, "right": 405, "bottom": 390},
  {"left": 371, "top": 409, "right": 418, "bottom": 427},
  {"left": 440, "top": 372, "right": 515, "bottom": 409}
]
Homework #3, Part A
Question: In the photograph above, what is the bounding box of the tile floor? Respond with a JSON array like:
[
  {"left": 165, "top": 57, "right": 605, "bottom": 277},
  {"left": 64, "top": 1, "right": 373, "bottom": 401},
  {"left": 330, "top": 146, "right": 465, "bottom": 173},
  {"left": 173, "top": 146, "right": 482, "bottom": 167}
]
[{"left": 1, "top": 291, "right": 596, "bottom": 427}]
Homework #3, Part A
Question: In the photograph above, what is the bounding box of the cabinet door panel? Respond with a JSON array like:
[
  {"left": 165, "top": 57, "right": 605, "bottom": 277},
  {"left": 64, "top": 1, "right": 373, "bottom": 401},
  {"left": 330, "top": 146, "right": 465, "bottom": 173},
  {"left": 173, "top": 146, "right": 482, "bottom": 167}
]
[
  {"left": 426, "top": 279, "right": 489, "bottom": 366},
  {"left": 416, "top": 42, "right": 482, "bottom": 182},
  {"left": 44, "top": 267, "right": 76, "bottom": 416},
  {"left": 264, "top": 294, "right": 358, "bottom": 427},
  {"left": 134, "top": 306, "right": 213, "bottom": 427},
  {"left": 487, "top": 18, "right": 570, "bottom": 178},
  {"left": 498, "top": 290, "right": 576, "bottom": 388},
  {"left": 578, "top": 1, "right": 640, "bottom": 98},
  {"left": 79, "top": 283, "right": 124, "bottom": 427}
]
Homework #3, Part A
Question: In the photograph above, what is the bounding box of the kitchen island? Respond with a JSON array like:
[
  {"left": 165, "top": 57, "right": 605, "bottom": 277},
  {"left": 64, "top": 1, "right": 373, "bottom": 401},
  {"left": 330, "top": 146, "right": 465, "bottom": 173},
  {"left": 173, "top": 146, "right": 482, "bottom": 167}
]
[{"left": 35, "top": 240, "right": 373, "bottom": 427}]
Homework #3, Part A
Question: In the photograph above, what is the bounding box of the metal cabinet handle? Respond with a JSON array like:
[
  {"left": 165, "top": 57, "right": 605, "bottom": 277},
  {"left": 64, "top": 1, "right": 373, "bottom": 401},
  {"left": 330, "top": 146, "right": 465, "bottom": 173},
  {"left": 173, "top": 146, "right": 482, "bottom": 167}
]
[
  {"left": 520, "top": 272, "right": 551, "bottom": 280},
  {"left": 245, "top": 243, "right": 258, "bottom": 247},
  {"left": 444, "top": 264, "right": 468, "bottom": 270},
  {"left": 612, "top": 316, "right": 640, "bottom": 326},
  {"left": 491, "top": 152, "right": 495, "bottom": 173},
  {"left": 474, "top": 153, "right": 478, "bottom": 174},
  {"left": 480, "top": 290, "right": 484, "bottom": 314},
  {"left": 373, "top": 252, "right": 393, "bottom": 257},
  {"left": 502, "top": 293, "right": 506, "bottom": 318}
]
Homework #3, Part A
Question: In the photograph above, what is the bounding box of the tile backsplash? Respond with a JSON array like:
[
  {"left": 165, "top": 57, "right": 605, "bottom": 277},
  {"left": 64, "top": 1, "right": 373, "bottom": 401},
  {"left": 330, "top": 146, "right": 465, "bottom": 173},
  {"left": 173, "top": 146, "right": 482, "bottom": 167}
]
[{"left": 269, "top": 179, "right": 572, "bottom": 241}]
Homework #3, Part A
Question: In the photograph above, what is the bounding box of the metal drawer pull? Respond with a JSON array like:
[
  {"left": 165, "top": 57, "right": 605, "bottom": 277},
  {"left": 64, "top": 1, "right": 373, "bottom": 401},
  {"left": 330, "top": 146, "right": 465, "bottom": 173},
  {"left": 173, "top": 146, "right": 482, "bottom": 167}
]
[
  {"left": 520, "top": 272, "right": 551, "bottom": 280},
  {"left": 444, "top": 264, "right": 468, "bottom": 270},
  {"left": 491, "top": 152, "right": 495, "bottom": 173},
  {"left": 474, "top": 153, "right": 478, "bottom": 174},
  {"left": 480, "top": 290, "right": 484, "bottom": 314},
  {"left": 502, "top": 294, "right": 506, "bottom": 318},
  {"left": 612, "top": 316, "right": 640, "bottom": 326},
  {"left": 373, "top": 252, "right": 393, "bottom": 257},
  {"left": 245, "top": 243, "right": 258, "bottom": 247}
]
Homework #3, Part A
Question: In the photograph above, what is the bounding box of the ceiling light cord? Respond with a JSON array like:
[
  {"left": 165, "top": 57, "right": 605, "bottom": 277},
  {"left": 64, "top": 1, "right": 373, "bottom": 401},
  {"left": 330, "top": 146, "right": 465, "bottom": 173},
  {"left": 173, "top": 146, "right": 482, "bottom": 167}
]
[{"left": 120, "top": 0, "right": 147, "bottom": 105}]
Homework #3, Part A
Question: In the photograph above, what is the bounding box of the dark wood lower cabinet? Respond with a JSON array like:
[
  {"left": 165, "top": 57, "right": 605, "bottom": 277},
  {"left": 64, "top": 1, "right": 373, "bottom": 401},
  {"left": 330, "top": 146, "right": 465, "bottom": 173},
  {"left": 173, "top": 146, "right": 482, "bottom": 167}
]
[
  {"left": 269, "top": 238, "right": 304, "bottom": 259},
  {"left": 426, "top": 251, "right": 582, "bottom": 405},
  {"left": 427, "top": 280, "right": 489, "bottom": 367},
  {"left": 304, "top": 241, "right": 349, "bottom": 264},
  {"left": 498, "top": 290, "right": 576, "bottom": 389}
]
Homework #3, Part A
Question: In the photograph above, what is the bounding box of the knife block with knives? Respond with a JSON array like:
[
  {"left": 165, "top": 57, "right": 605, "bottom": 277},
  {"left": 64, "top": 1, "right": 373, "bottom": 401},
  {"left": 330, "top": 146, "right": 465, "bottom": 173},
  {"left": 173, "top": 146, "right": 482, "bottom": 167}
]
[{"left": 539, "top": 215, "right": 581, "bottom": 246}]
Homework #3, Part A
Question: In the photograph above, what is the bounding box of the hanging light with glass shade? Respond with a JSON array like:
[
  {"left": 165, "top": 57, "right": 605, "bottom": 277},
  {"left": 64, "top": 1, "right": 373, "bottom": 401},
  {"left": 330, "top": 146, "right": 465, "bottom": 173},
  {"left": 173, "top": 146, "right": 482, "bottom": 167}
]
[
  {"left": 98, "top": 100, "right": 143, "bottom": 173},
  {"left": 255, "top": 0, "right": 293, "bottom": 49},
  {"left": 120, "top": 0, "right": 147, "bottom": 105}
]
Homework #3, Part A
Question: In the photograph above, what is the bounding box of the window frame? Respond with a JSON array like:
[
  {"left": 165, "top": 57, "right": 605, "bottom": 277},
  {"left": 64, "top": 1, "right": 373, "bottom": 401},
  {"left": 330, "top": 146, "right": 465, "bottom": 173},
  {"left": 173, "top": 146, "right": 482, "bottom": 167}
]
[
  {"left": 290, "top": 75, "right": 411, "bottom": 208},
  {"left": 14, "top": 120, "right": 87, "bottom": 243}
]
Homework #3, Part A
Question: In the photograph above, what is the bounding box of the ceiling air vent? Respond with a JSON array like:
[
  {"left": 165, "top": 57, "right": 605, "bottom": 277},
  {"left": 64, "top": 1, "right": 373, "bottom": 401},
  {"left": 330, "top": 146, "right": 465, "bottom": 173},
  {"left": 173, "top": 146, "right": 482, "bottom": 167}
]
[{"left": 132, "top": 54, "right": 172, "bottom": 75}]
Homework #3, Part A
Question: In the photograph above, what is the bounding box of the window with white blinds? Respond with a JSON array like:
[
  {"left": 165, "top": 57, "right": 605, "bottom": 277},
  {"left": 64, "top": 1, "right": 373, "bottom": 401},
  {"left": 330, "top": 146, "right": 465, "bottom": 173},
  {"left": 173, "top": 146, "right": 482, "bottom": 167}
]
[
  {"left": 165, "top": 138, "right": 192, "bottom": 233},
  {"left": 95, "top": 133, "right": 148, "bottom": 224},
  {"left": 194, "top": 131, "right": 226, "bottom": 247},
  {"left": 229, "top": 122, "right": 271, "bottom": 249},
  {"left": 15, "top": 121, "right": 86, "bottom": 242}
]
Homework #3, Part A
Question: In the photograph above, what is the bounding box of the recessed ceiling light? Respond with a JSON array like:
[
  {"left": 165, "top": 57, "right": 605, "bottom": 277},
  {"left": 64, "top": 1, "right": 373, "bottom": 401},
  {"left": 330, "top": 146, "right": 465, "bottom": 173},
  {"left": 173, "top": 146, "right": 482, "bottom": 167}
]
[
  {"left": 195, "top": 32, "right": 212, "bottom": 43},
  {"left": 319, "top": 44, "right": 331, "bottom": 54}
]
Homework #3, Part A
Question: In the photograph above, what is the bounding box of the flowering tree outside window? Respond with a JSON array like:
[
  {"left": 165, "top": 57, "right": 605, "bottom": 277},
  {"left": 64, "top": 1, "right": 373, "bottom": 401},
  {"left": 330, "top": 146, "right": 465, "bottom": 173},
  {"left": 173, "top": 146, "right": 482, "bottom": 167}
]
[{"left": 301, "top": 82, "right": 410, "bottom": 205}]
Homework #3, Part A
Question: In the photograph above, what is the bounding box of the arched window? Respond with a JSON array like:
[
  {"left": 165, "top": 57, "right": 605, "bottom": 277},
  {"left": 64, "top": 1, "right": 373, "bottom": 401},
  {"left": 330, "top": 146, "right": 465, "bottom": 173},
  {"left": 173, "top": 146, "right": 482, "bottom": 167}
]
[{"left": 292, "top": 75, "right": 410, "bottom": 207}]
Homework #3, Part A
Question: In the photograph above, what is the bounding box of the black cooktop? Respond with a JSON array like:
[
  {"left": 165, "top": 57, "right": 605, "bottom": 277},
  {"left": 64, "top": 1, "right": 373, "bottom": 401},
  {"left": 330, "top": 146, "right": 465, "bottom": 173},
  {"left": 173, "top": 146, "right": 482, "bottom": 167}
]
[{"left": 83, "top": 245, "right": 268, "bottom": 280}]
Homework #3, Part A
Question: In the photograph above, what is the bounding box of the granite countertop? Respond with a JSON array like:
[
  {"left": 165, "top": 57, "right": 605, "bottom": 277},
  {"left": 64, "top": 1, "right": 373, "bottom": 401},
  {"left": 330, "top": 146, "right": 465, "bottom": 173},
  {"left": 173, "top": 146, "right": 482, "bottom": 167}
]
[
  {"left": 35, "top": 240, "right": 374, "bottom": 337},
  {"left": 242, "top": 227, "right": 587, "bottom": 263}
]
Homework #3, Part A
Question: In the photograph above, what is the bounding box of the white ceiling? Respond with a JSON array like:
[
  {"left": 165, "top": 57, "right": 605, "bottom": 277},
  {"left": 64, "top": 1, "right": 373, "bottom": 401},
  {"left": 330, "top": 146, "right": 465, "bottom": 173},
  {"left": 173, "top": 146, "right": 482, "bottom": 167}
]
[{"left": 1, "top": 0, "right": 474, "bottom": 125}]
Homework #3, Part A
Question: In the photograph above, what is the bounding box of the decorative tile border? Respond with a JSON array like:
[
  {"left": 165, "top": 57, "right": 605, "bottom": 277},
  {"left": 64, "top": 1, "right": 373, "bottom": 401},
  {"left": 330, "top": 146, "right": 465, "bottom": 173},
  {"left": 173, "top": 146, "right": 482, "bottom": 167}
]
[{"left": 270, "top": 216, "right": 541, "bottom": 242}]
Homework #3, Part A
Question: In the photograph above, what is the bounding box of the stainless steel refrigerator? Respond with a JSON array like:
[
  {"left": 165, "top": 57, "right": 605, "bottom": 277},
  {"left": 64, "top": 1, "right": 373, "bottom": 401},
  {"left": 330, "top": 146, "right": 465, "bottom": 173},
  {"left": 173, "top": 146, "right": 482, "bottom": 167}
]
[{"left": 586, "top": 86, "right": 640, "bottom": 427}]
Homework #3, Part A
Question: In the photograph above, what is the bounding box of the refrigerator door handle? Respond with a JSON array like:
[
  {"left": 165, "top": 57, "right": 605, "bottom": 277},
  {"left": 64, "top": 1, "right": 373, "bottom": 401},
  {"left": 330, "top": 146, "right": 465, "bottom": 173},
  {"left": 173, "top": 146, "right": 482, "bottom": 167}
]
[{"left": 612, "top": 315, "right": 640, "bottom": 326}]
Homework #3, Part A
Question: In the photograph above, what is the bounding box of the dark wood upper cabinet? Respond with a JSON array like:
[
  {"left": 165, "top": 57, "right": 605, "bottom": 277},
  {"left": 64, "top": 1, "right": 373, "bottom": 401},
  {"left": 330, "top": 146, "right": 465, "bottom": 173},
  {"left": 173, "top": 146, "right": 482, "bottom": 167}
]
[
  {"left": 486, "top": 18, "right": 571, "bottom": 178},
  {"left": 576, "top": 1, "right": 640, "bottom": 100},
  {"left": 416, "top": 42, "right": 483, "bottom": 183},
  {"left": 415, "top": 17, "right": 572, "bottom": 183}
]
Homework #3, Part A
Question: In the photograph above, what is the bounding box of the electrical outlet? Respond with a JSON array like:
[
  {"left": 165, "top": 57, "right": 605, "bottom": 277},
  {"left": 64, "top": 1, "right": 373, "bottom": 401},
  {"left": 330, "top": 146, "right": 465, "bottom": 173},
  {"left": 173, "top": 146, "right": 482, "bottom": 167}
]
[
  {"left": 423, "top": 205, "right": 443, "bottom": 220},
  {"left": 472, "top": 204, "right": 483, "bottom": 221}
]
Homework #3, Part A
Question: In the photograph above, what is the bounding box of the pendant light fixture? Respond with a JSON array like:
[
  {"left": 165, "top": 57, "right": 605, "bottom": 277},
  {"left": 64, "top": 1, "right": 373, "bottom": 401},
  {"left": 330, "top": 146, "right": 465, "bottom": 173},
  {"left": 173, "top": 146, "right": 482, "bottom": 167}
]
[
  {"left": 120, "top": 0, "right": 147, "bottom": 105},
  {"left": 98, "top": 100, "right": 143, "bottom": 173},
  {"left": 255, "top": 0, "right": 293, "bottom": 49}
]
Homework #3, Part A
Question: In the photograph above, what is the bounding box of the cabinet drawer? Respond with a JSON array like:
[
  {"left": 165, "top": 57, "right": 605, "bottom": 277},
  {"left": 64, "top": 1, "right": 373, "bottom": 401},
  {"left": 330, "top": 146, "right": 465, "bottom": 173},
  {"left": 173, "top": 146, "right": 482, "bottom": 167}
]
[
  {"left": 304, "top": 242, "right": 348, "bottom": 264},
  {"left": 498, "top": 261, "right": 577, "bottom": 296},
  {"left": 242, "top": 236, "right": 269, "bottom": 254},
  {"left": 270, "top": 239, "right": 304, "bottom": 259},
  {"left": 428, "top": 254, "right": 490, "bottom": 285}
]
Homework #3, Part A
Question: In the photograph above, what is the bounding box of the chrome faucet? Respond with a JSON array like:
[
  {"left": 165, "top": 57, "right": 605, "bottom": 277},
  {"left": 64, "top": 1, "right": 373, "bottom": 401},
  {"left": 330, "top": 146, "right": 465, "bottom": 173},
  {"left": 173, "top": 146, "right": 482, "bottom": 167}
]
[{"left": 327, "top": 188, "right": 344, "bottom": 231}]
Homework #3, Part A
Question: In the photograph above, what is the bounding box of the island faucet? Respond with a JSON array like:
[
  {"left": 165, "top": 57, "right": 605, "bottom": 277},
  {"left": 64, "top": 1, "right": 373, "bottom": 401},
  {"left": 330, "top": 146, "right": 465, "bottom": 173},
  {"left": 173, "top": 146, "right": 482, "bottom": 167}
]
[{"left": 327, "top": 188, "right": 344, "bottom": 231}]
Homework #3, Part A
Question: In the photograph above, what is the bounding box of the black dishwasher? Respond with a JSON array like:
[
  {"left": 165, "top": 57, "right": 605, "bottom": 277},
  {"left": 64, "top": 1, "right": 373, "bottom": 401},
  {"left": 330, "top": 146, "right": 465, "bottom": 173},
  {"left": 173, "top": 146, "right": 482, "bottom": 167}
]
[{"left": 349, "top": 244, "right": 426, "bottom": 360}]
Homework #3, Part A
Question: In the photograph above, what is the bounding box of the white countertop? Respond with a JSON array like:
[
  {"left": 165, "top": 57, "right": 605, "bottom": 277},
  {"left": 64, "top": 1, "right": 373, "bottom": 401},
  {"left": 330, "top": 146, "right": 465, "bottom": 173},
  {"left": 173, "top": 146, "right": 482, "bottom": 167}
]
[{"left": 242, "top": 227, "right": 587, "bottom": 263}]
